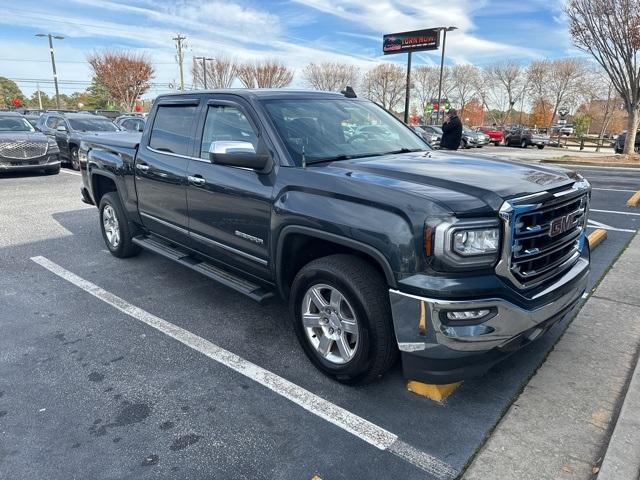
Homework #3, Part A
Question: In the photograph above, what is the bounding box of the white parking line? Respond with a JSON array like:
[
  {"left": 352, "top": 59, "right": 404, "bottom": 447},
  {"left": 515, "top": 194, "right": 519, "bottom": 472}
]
[
  {"left": 30, "top": 255, "right": 458, "bottom": 480},
  {"left": 587, "top": 219, "right": 637, "bottom": 233},
  {"left": 60, "top": 169, "right": 81, "bottom": 176},
  {"left": 592, "top": 188, "right": 637, "bottom": 193},
  {"left": 590, "top": 208, "right": 640, "bottom": 217}
]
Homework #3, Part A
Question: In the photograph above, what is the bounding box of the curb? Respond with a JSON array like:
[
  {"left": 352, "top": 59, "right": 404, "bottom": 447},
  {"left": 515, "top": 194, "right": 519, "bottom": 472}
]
[
  {"left": 597, "top": 350, "right": 640, "bottom": 479},
  {"left": 588, "top": 229, "right": 608, "bottom": 249},
  {"left": 541, "top": 159, "right": 640, "bottom": 168},
  {"left": 627, "top": 191, "right": 640, "bottom": 208}
]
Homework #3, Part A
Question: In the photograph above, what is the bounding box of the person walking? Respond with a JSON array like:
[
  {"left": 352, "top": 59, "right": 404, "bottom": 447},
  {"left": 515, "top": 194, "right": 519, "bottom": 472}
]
[{"left": 440, "top": 108, "right": 463, "bottom": 150}]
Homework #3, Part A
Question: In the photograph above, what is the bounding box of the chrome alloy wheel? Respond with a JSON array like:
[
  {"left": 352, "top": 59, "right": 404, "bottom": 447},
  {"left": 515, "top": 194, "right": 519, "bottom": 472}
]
[
  {"left": 302, "top": 284, "right": 359, "bottom": 364},
  {"left": 102, "top": 204, "right": 121, "bottom": 249}
]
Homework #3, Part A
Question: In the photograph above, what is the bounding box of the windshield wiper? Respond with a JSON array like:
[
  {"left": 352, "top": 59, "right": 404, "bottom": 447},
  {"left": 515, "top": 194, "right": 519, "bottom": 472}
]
[
  {"left": 307, "top": 152, "right": 387, "bottom": 165},
  {"left": 380, "top": 148, "right": 426, "bottom": 155}
]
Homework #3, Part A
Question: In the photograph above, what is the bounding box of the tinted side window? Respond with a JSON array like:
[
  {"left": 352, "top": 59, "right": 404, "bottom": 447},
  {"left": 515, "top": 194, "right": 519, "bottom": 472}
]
[
  {"left": 200, "top": 105, "right": 258, "bottom": 159},
  {"left": 149, "top": 105, "right": 197, "bottom": 156}
]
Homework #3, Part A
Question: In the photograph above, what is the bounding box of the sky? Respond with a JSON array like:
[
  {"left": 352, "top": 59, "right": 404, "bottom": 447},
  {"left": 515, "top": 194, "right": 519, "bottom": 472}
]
[{"left": 0, "top": 0, "right": 577, "bottom": 98}]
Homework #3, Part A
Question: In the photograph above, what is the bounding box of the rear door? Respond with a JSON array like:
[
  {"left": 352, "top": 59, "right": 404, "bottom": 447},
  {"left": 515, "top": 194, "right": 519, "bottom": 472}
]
[
  {"left": 134, "top": 97, "right": 200, "bottom": 244},
  {"left": 186, "top": 95, "right": 275, "bottom": 277}
]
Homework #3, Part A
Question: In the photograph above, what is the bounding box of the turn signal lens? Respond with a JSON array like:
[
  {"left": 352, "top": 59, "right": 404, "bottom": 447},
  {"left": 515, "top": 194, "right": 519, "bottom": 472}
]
[{"left": 424, "top": 226, "right": 434, "bottom": 257}]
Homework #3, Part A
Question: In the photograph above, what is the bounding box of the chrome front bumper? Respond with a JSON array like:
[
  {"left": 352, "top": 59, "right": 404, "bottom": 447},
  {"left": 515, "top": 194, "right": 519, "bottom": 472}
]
[{"left": 390, "top": 257, "right": 588, "bottom": 355}]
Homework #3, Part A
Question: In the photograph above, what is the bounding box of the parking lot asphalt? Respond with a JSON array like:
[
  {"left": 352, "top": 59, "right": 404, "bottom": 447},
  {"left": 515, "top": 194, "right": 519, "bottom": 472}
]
[{"left": 0, "top": 159, "right": 638, "bottom": 480}]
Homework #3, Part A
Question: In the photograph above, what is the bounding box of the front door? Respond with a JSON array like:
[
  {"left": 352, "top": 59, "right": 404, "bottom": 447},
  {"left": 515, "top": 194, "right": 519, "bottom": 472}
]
[
  {"left": 54, "top": 119, "right": 71, "bottom": 159},
  {"left": 135, "top": 98, "right": 199, "bottom": 244},
  {"left": 186, "top": 96, "right": 275, "bottom": 278}
]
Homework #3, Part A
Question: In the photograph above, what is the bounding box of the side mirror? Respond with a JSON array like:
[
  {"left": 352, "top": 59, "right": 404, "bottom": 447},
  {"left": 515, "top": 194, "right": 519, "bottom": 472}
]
[
  {"left": 56, "top": 124, "right": 67, "bottom": 132},
  {"left": 209, "top": 141, "right": 271, "bottom": 171}
]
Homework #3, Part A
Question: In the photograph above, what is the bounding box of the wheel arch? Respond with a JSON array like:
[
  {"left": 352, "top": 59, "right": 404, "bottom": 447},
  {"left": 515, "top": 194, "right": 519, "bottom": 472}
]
[{"left": 275, "top": 226, "right": 396, "bottom": 300}]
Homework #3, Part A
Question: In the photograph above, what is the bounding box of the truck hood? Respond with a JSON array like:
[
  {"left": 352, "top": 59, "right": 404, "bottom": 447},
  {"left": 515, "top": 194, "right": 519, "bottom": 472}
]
[{"left": 326, "top": 150, "right": 578, "bottom": 213}]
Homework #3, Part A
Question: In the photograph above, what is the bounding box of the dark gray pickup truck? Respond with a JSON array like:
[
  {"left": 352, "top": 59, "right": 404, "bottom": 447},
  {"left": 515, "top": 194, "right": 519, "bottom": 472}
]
[{"left": 79, "top": 89, "right": 590, "bottom": 385}]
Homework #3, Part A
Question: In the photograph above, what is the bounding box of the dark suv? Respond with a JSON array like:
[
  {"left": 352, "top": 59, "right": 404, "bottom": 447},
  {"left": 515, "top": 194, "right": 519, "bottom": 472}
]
[
  {"left": 79, "top": 89, "right": 590, "bottom": 385},
  {"left": 37, "top": 112, "right": 120, "bottom": 170}
]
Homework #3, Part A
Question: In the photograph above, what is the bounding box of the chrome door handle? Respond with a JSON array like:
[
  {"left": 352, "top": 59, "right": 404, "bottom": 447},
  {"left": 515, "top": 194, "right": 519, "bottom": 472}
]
[
  {"left": 188, "top": 175, "right": 206, "bottom": 186},
  {"left": 136, "top": 163, "right": 150, "bottom": 172}
]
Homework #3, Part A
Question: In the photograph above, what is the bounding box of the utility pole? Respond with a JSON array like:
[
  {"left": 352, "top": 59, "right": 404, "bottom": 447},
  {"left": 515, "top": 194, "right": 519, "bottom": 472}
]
[
  {"left": 173, "top": 33, "right": 187, "bottom": 91},
  {"left": 403, "top": 52, "right": 412, "bottom": 124},
  {"left": 194, "top": 56, "right": 213, "bottom": 89},
  {"left": 35, "top": 33, "right": 64, "bottom": 109}
]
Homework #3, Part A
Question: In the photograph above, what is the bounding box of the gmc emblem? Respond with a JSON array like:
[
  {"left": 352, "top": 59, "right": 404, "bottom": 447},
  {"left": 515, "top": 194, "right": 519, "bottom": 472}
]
[{"left": 549, "top": 211, "right": 580, "bottom": 237}]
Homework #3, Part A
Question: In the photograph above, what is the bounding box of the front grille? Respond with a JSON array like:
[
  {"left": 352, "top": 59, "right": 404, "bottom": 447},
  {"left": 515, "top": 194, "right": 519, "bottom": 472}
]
[
  {"left": 500, "top": 188, "right": 589, "bottom": 289},
  {"left": 0, "top": 140, "right": 48, "bottom": 160}
]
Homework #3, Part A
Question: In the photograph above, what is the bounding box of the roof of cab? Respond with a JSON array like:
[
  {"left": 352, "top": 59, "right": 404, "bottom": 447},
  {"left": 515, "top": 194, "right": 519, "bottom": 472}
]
[{"left": 154, "top": 88, "right": 350, "bottom": 102}]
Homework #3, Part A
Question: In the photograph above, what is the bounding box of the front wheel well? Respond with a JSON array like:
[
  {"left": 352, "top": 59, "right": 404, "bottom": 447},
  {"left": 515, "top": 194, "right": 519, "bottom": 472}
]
[{"left": 277, "top": 232, "right": 394, "bottom": 299}]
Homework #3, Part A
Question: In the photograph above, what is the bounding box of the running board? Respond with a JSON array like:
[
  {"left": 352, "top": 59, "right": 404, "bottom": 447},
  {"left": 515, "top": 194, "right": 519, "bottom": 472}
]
[{"left": 132, "top": 235, "right": 274, "bottom": 304}]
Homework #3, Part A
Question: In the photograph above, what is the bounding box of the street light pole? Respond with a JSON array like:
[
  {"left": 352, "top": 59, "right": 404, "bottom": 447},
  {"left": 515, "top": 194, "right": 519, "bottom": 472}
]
[
  {"left": 36, "top": 33, "right": 64, "bottom": 109},
  {"left": 194, "top": 57, "right": 213, "bottom": 89},
  {"left": 403, "top": 51, "right": 412, "bottom": 124},
  {"left": 436, "top": 26, "right": 457, "bottom": 124}
]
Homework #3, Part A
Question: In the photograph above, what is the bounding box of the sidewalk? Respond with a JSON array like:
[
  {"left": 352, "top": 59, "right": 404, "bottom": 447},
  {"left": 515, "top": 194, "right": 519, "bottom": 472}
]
[{"left": 463, "top": 233, "right": 640, "bottom": 480}]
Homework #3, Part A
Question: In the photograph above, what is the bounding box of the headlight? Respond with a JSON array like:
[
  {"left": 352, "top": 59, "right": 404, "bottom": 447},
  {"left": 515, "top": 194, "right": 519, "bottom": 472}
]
[
  {"left": 47, "top": 137, "right": 59, "bottom": 150},
  {"left": 452, "top": 228, "right": 499, "bottom": 256},
  {"left": 429, "top": 218, "right": 501, "bottom": 269}
]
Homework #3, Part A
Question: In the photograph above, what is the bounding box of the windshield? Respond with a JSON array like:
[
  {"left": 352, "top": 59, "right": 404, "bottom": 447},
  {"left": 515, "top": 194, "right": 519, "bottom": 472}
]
[
  {"left": 68, "top": 118, "right": 119, "bottom": 132},
  {"left": 262, "top": 98, "right": 428, "bottom": 165},
  {"left": 0, "top": 117, "right": 35, "bottom": 132}
]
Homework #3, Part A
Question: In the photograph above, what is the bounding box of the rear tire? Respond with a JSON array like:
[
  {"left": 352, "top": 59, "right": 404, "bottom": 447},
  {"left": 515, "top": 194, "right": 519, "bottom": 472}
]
[
  {"left": 290, "top": 254, "right": 397, "bottom": 385},
  {"left": 70, "top": 147, "right": 80, "bottom": 171},
  {"left": 521, "top": 139, "right": 527, "bottom": 148},
  {"left": 537, "top": 145, "right": 545, "bottom": 150},
  {"left": 99, "top": 192, "right": 141, "bottom": 258}
]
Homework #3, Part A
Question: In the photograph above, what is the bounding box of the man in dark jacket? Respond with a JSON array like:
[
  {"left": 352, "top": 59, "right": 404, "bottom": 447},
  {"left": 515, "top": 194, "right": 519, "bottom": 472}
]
[{"left": 441, "top": 108, "right": 463, "bottom": 150}]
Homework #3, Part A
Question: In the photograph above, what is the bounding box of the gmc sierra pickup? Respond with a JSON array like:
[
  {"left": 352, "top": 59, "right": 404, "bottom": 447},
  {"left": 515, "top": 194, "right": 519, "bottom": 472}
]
[{"left": 79, "top": 89, "right": 590, "bottom": 385}]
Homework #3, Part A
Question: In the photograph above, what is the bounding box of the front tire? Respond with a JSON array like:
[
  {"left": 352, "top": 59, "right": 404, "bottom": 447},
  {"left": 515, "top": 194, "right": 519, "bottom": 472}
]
[
  {"left": 99, "top": 192, "right": 141, "bottom": 258},
  {"left": 521, "top": 139, "right": 528, "bottom": 148},
  {"left": 43, "top": 165, "right": 60, "bottom": 175},
  {"left": 290, "top": 254, "right": 397, "bottom": 384},
  {"left": 537, "top": 145, "right": 545, "bottom": 150}
]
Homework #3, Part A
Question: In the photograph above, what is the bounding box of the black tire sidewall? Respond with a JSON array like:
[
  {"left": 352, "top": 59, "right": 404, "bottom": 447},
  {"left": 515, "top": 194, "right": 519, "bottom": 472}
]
[
  {"left": 99, "top": 192, "right": 139, "bottom": 258},
  {"left": 70, "top": 147, "right": 80, "bottom": 171},
  {"left": 291, "top": 266, "right": 377, "bottom": 382}
]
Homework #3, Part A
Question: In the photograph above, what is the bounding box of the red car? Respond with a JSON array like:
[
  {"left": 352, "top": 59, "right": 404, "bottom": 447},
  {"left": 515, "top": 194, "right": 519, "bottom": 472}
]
[{"left": 478, "top": 126, "right": 504, "bottom": 146}]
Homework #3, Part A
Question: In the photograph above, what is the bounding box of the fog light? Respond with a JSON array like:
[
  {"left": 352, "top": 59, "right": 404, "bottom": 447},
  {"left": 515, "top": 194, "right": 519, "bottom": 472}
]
[{"left": 446, "top": 309, "right": 491, "bottom": 321}]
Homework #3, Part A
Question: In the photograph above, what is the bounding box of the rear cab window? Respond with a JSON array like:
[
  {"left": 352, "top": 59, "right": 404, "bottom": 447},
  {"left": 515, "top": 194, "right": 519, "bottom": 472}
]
[{"left": 149, "top": 105, "right": 198, "bottom": 156}]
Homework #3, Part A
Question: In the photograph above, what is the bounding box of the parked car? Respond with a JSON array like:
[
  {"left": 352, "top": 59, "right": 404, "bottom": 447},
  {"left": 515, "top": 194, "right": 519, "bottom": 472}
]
[
  {"left": 421, "top": 125, "right": 443, "bottom": 148},
  {"left": 22, "top": 114, "right": 42, "bottom": 129},
  {"left": 37, "top": 112, "right": 120, "bottom": 170},
  {"left": 0, "top": 112, "right": 60, "bottom": 174},
  {"left": 80, "top": 89, "right": 590, "bottom": 386},
  {"left": 504, "top": 127, "right": 549, "bottom": 149},
  {"left": 614, "top": 131, "right": 640, "bottom": 154},
  {"left": 461, "top": 127, "right": 480, "bottom": 148},
  {"left": 477, "top": 126, "right": 504, "bottom": 146},
  {"left": 411, "top": 125, "right": 439, "bottom": 147},
  {"left": 552, "top": 124, "right": 574, "bottom": 136},
  {"left": 115, "top": 115, "right": 146, "bottom": 132}
]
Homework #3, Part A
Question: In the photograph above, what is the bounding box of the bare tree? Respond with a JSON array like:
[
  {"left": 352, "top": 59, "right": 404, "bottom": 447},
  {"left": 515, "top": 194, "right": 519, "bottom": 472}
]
[
  {"left": 361, "top": 63, "right": 406, "bottom": 112},
  {"left": 485, "top": 62, "right": 526, "bottom": 124},
  {"left": 449, "top": 64, "right": 479, "bottom": 116},
  {"left": 302, "top": 62, "right": 359, "bottom": 91},
  {"left": 237, "top": 59, "right": 294, "bottom": 88},
  {"left": 527, "top": 59, "right": 552, "bottom": 125},
  {"left": 566, "top": 0, "right": 640, "bottom": 154},
  {"left": 87, "top": 51, "right": 154, "bottom": 111},
  {"left": 192, "top": 56, "right": 238, "bottom": 89},
  {"left": 547, "top": 58, "right": 589, "bottom": 127},
  {"left": 412, "top": 65, "right": 445, "bottom": 112}
]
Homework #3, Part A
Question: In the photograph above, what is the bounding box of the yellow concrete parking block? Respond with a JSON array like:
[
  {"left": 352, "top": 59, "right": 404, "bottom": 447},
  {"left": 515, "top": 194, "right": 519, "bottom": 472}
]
[
  {"left": 626, "top": 191, "right": 640, "bottom": 207},
  {"left": 407, "top": 380, "right": 462, "bottom": 403},
  {"left": 588, "top": 229, "right": 608, "bottom": 250}
]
